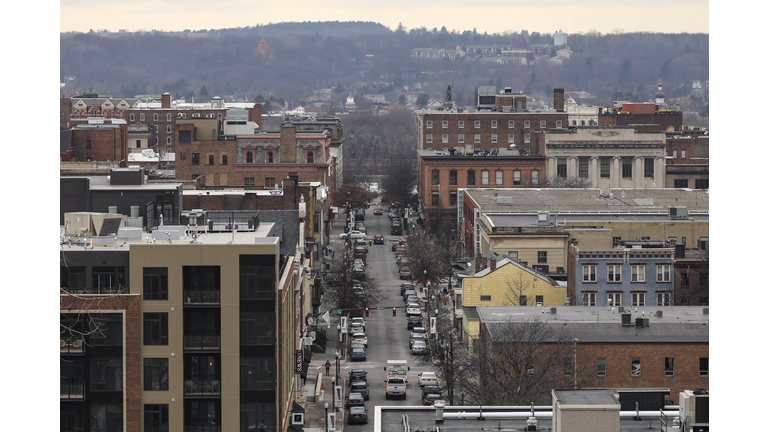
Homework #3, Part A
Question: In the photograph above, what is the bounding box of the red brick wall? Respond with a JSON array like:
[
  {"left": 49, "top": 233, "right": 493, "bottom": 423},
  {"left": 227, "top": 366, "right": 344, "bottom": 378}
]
[
  {"left": 599, "top": 112, "right": 682, "bottom": 132},
  {"left": 174, "top": 138, "right": 237, "bottom": 186},
  {"left": 666, "top": 136, "right": 709, "bottom": 164},
  {"left": 71, "top": 125, "right": 127, "bottom": 164}
]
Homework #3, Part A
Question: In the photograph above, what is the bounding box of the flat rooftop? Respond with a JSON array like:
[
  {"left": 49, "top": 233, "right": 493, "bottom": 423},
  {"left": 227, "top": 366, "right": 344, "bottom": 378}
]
[
  {"left": 485, "top": 212, "right": 708, "bottom": 229},
  {"left": 464, "top": 188, "right": 708, "bottom": 213}
]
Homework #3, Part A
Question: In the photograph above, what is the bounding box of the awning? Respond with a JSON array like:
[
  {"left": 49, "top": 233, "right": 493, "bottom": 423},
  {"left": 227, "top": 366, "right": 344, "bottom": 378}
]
[
  {"left": 292, "top": 402, "right": 305, "bottom": 413},
  {"left": 287, "top": 425, "right": 303, "bottom": 432},
  {"left": 301, "top": 360, "right": 310, "bottom": 378},
  {"left": 303, "top": 347, "right": 312, "bottom": 363}
]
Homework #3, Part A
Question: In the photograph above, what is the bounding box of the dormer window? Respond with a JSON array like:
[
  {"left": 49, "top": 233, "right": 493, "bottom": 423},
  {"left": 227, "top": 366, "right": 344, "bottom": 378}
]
[
  {"left": 267, "top": 151, "right": 274, "bottom": 163},
  {"left": 307, "top": 151, "right": 314, "bottom": 163},
  {"left": 246, "top": 152, "right": 253, "bottom": 163}
]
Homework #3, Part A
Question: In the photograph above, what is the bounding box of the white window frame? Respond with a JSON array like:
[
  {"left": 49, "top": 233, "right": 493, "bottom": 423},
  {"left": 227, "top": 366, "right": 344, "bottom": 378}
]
[
  {"left": 491, "top": 120, "right": 497, "bottom": 128},
  {"left": 491, "top": 134, "right": 497, "bottom": 143},
  {"left": 426, "top": 120, "right": 433, "bottom": 128},
  {"left": 442, "top": 120, "right": 448, "bottom": 129},
  {"left": 166, "top": 125, "right": 171, "bottom": 133},
  {"left": 442, "top": 134, "right": 448, "bottom": 144},
  {"left": 495, "top": 170, "right": 503, "bottom": 185},
  {"left": 140, "top": 113, "right": 145, "bottom": 122},
  {"left": 631, "top": 292, "right": 645, "bottom": 306},
  {"left": 474, "top": 134, "right": 481, "bottom": 144},
  {"left": 556, "top": 120, "right": 562, "bottom": 128},
  {"left": 458, "top": 134, "right": 464, "bottom": 144},
  {"left": 583, "top": 265, "right": 596, "bottom": 282},
  {"left": 167, "top": 113, "right": 172, "bottom": 121},
  {"left": 474, "top": 120, "right": 481, "bottom": 128},
  {"left": 540, "top": 120, "right": 546, "bottom": 128},
  {"left": 531, "top": 170, "right": 539, "bottom": 185},
  {"left": 657, "top": 292, "right": 671, "bottom": 306},
  {"left": 426, "top": 134, "right": 432, "bottom": 144},
  {"left": 481, "top": 170, "right": 489, "bottom": 185},
  {"left": 153, "top": 113, "right": 158, "bottom": 121},
  {"left": 458, "top": 120, "right": 464, "bottom": 128},
  {"left": 513, "top": 170, "right": 521, "bottom": 185},
  {"left": 582, "top": 292, "right": 596, "bottom": 306},
  {"left": 524, "top": 120, "right": 530, "bottom": 128},
  {"left": 656, "top": 264, "right": 671, "bottom": 282},
  {"left": 607, "top": 265, "right": 622, "bottom": 282},
  {"left": 631, "top": 265, "right": 646, "bottom": 282},
  {"left": 607, "top": 292, "right": 621, "bottom": 307},
  {"left": 524, "top": 134, "right": 531, "bottom": 143},
  {"left": 508, "top": 120, "right": 515, "bottom": 128},
  {"left": 508, "top": 134, "right": 515, "bottom": 143},
  {"left": 130, "top": 113, "right": 135, "bottom": 122}
]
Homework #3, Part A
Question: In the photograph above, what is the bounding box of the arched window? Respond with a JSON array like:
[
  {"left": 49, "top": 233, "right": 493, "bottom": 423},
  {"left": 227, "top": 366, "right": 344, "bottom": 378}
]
[
  {"left": 572, "top": 120, "right": 577, "bottom": 126},
  {"left": 267, "top": 152, "right": 274, "bottom": 163},
  {"left": 581, "top": 120, "right": 586, "bottom": 126},
  {"left": 307, "top": 151, "right": 314, "bottom": 163},
  {"left": 246, "top": 152, "right": 253, "bottom": 163}
]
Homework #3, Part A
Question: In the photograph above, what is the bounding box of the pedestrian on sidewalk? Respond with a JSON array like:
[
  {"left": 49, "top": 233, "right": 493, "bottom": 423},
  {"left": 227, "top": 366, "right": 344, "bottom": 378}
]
[{"left": 325, "top": 360, "right": 331, "bottom": 375}]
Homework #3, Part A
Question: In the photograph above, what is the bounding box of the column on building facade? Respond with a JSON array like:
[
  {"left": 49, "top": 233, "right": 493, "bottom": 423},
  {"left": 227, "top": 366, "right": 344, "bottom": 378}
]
[
  {"left": 612, "top": 156, "right": 621, "bottom": 189},
  {"left": 547, "top": 157, "right": 557, "bottom": 180},
  {"left": 590, "top": 156, "right": 599, "bottom": 188},
  {"left": 634, "top": 156, "right": 644, "bottom": 188},
  {"left": 656, "top": 156, "right": 665, "bottom": 188},
  {"left": 567, "top": 156, "right": 577, "bottom": 179}
]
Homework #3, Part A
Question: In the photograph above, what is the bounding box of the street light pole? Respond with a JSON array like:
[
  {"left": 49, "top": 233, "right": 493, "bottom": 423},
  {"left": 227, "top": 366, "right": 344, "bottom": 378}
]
[{"left": 324, "top": 401, "right": 329, "bottom": 432}]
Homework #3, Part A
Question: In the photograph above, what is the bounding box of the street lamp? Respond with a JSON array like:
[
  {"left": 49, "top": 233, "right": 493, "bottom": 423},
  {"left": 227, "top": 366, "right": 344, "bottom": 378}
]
[{"left": 324, "top": 401, "right": 329, "bottom": 432}]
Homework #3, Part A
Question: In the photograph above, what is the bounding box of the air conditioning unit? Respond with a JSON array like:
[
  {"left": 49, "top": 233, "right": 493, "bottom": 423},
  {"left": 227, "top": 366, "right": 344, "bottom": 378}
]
[
  {"left": 669, "top": 206, "right": 689, "bottom": 219},
  {"left": 679, "top": 390, "right": 709, "bottom": 431}
]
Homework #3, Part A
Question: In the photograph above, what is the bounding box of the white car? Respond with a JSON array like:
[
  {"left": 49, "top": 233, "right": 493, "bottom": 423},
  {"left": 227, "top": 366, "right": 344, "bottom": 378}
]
[
  {"left": 418, "top": 372, "right": 439, "bottom": 387},
  {"left": 340, "top": 230, "right": 365, "bottom": 240},
  {"left": 351, "top": 317, "right": 366, "bottom": 329},
  {"left": 351, "top": 332, "right": 368, "bottom": 348},
  {"left": 406, "top": 303, "right": 421, "bottom": 315}
]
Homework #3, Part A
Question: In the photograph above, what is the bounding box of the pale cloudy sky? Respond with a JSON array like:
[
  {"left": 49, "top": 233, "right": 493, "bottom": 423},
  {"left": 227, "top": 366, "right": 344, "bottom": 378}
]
[{"left": 60, "top": 0, "right": 710, "bottom": 34}]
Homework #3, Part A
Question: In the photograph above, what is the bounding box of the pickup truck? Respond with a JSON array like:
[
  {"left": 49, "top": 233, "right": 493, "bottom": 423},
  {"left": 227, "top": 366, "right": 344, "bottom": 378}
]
[{"left": 385, "top": 376, "right": 407, "bottom": 400}]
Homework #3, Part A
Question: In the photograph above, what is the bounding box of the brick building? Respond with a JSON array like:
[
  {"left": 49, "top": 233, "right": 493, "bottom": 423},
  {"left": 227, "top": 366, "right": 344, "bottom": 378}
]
[
  {"left": 665, "top": 134, "right": 709, "bottom": 189},
  {"left": 475, "top": 306, "right": 709, "bottom": 404},
  {"left": 69, "top": 120, "right": 129, "bottom": 164},
  {"left": 598, "top": 105, "right": 683, "bottom": 132},
  {"left": 61, "top": 97, "right": 72, "bottom": 130}
]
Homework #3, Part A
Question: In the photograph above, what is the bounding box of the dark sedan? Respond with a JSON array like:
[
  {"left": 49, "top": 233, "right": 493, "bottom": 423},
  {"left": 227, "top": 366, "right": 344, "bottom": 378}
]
[
  {"left": 346, "top": 392, "right": 365, "bottom": 408},
  {"left": 347, "top": 406, "right": 368, "bottom": 424}
]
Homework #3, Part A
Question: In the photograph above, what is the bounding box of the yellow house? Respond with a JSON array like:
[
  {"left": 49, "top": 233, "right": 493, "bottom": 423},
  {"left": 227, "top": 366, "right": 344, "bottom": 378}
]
[{"left": 459, "top": 256, "right": 566, "bottom": 345}]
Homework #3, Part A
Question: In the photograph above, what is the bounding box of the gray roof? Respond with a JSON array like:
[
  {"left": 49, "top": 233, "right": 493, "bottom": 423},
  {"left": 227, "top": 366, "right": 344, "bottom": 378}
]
[
  {"left": 464, "top": 188, "right": 709, "bottom": 213},
  {"left": 464, "top": 256, "right": 560, "bottom": 287},
  {"left": 553, "top": 389, "right": 620, "bottom": 406},
  {"left": 485, "top": 212, "right": 708, "bottom": 229}
]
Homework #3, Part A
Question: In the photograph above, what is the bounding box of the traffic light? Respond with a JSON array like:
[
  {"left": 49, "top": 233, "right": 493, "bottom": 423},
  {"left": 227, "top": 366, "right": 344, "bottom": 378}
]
[
  {"left": 392, "top": 307, "right": 397, "bottom": 317},
  {"left": 365, "top": 307, "right": 369, "bottom": 316}
]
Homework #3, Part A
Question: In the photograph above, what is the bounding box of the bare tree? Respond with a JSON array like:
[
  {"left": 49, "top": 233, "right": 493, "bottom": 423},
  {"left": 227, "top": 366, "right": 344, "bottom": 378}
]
[
  {"left": 504, "top": 269, "right": 532, "bottom": 306},
  {"left": 545, "top": 176, "right": 592, "bottom": 188},
  {"left": 403, "top": 233, "right": 450, "bottom": 288},
  {"left": 322, "top": 253, "right": 383, "bottom": 313}
]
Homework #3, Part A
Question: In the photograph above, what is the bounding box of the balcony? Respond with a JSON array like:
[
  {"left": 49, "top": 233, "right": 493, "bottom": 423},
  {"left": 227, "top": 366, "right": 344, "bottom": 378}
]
[
  {"left": 184, "top": 427, "right": 221, "bottom": 432},
  {"left": 184, "top": 290, "right": 221, "bottom": 305},
  {"left": 61, "top": 380, "right": 86, "bottom": 400},
  {"left": 184, "top": 335, "right": 221, "bottom": 351},
  {"left": 184, "top": 379, "right": 221, "bottom": 396},
  {"left": 60, "top": 338, "right": 86, "bottom": 355}
]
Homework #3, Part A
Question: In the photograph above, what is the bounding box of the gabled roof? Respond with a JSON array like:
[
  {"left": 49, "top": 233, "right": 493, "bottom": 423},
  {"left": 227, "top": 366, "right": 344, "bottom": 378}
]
[{"left": 461, "top": 254, "right": 559, "bottom": 286}]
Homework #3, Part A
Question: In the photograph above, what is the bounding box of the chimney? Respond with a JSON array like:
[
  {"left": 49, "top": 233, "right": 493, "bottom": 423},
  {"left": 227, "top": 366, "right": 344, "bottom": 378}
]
[
  {"left": 621, "top": 312, "right": 632, "bottom": 326},
  {"left": 489, "top": 257, "right": 497, "bottom": 271},
  {"left": 280, "top": 122, "right": 297, "bottom": 163},
  {"left": 161, "top": 92, "right": 171, "bottom": 109},
  {"left": 554, "top": 88, "right": 565, "bottom": 111},
  {"left": 249, "top": 103, "right": 262, "bottom": 124},
  {"left": 475, "top": 253, "right": 487, "bottom": 271}
]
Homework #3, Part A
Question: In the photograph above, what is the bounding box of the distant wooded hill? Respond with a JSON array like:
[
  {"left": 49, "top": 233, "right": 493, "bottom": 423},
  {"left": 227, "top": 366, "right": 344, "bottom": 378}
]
[{"left": 60, "top": 22, "right": 708, "bottom": 111}]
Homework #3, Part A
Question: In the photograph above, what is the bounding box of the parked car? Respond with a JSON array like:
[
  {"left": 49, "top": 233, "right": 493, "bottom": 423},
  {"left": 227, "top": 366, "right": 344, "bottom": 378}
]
[
  {"left": 355, "top": 211, "right": 365, "bottom": 221},
  {"left": 348, "top": 340, "right": 365, "bottom": 353},
  {"left": 400, "top": 283, "right": 415, "bottom": 296},
  {"left": 373, "top": 234, "right": 384, "bottom": 244},
  {"left": 355, "top": 223, "right": 367, "bottom": 234},
  {"left": 355, "top": 239, "right": 369, "bottom": 252},
  {"left": 351, "top": 332, "right": 368, "bottom": 347},
  {"left": 405, "top": 295, "right": 420, "bottom": 305},
  {"left": 407, "top": 316, "right": 422, "bottom": 330},
  {"left": 346, "top": 392, "right": 365, "bottom": 408},
  {"left": 423, "top": 393, "right": 442, "bottom": 406},
  {"left": 350, "top": 380, "right": 370, "bottom": 400},
  {"left": 350, "top": 323, "right": 364, "bottom": 334},
  {"left": 391, "top": 224, "right": 402, "bottom": 235},
  {"left": 350, "top": 347, "right": 366, "bottom": 361},
  {"left": 411, "top": 340, "right": 428, "bottom": 355},
  {"left": 403, "top": 289, "right": 417, "bottom": 301},
  {"left": 350, "top": 317, "right": 366, "bottom": 330},
  {"left": 373, "top": 209, "right": 383, "bottom": 216},
  {"left": 418, "top": 372, "right": 439, "bottom": 387},
  {"left": 410, "top": 327, "right": 427, "bottom": 339},
  {"left": 347, "top": 406, "right": 368, "bottom": 424},
  {"left": 340, "top": 230, "right": 365, "bottom": 240},
  {"left": 348, "top": 369, "right": 368, "bottom": 384},
  {"left": 399, "top": 268, "right": 411, "bottom": 279},
  {"left": 406, "top": 303, "right": 421, "bottom": 316},
  {"left": 409, "top": 332, "right": 427, "bottom": 348}
]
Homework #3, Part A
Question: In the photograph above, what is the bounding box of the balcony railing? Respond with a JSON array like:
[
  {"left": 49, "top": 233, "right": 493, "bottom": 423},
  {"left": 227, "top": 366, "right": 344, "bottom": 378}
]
[
  {"left": 60, "top": 338, "right": 86, "bottom": 355},
  {"left": 184, "top": 379, "right": 221, "bottom": 396},
  {"left": 184, "top": 426, "right": 221, "bottom": 432},
  {"left": 184, "top": 290, "right": 221, "bottom": 305},
  {"left": 61, "top": 380, "right": 86, "bottom": 400},
  {"left": 184, "top": 335, "right": 221, "bottom": 350}
]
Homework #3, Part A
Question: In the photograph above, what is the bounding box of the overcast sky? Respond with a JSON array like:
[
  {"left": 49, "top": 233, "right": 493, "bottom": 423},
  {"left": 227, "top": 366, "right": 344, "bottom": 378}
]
[{"left": 60, "top": 0, "right": 709, "bottom": 34}]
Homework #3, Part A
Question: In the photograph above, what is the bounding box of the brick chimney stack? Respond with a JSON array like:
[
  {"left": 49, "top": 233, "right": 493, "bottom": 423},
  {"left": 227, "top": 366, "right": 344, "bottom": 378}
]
[
  {"left": 249, "top": 103, "right": 262, "bottom": 125},
  {"left": 161, "top": 92, "right": 171, "bottom": 109},
  {"left": 489, "top": 257, "right": 497, "bottom": 271},
  {"left": 475, "top": 253, "right": 487, "bottom": 271},
  {"left": 554, "top": 88, "right": 565, "bottom": 111}
]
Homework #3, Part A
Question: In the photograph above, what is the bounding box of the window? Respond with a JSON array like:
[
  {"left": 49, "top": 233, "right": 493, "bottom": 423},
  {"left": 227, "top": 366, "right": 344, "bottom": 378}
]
[
  {"left": 244, "top": 177, "right": 255, "bottom": 186},
  {"left": 556, "top": 120, "right": 562, "bottom": 128},
  {"left": 597, "top": 357, "right": 607, "bottom": 377},
  {"left": 166, "top": 125, "right": 171, "bottom": 133},
  {"left": 612, "top": 237, "right": 621, "bottom": 247},
  {"left": 480, "top": 295, "right": 491, "bottom": 301},
  {"left": 513, "top": 170, "right": 521, "bottom": 185},
  {"left": 644, "top": 158, "right": 655, "bottom": 178},
  {"left": 631, "top": 265, "right": 645, "bottom": 282},
  {"left": 538, "top": 251, "right": 547, "bottom": 263},
  {"left": 239, "top": 259, "right": 276, "bottom": 300},
  {"left": 508, "top": 120, "right": 515, "bottom": 128},
  {"left": 557, "top": 159, "right": 567, "bottom": 178},
  {"left": 144, "top": 404, "right": 169, "bottom": 432},
  {"left": 442, "top": 134, "right": 448, "bottom": 143},
  {"left": 458, "top": 120, "right": 464, "bottom": 128},
  {"left": 695, "top": 179, "right": 709, "bottom": 189},
  {"left": 192, "top": 152, "right": 200, "bottom": 166},
  {"left": 531, "top": 170, "right": 539, "bottom": 185},
  {"left": 426, "top": 134, "right": 432, "bottom": 144},
  {"left": 426, "top": 120, "right": 432, "bottom": 128},
  {"left": 265, "top": 177, "right": 275, "bottom": 188},
  {"left": 143, "top": 268, "right": 168, "bottom": 300},
  {"left": 241, "top": 357, "right": 277, "bottom": 390},
  {"left": 432, "top": 170, "right": 440, "bottom": 185},
  {"left": 61, "top": 266, "right": 86, "bottom": 292},
  {"left": 140, "top": 113, "right": 145, "bottom": 122},
  {"left": 307, "top": 151, "right": 314, "bottom": 163},
  {"left": 481, "top": 170, "right": 489, "bottom": 185},
  {"left": 208, "top": 155, "right": 214, "bottom": 165},
  {"left": 431, "top": 192, "right": 440, "bottom": 206},
  {"left": 607, "top": 292, "right": 621, "bottom": 307},
  {"left": 144, "top": 358, "right": 169, "bottom": 391},
  {"left": 491, "top": 134, "right": 497, "bottom": 143},
  {"left": 167, "top": 137, "right": 171, "bottom": 145},
  {"left": 86, "top": 140, "right": 92, "bottom": 149},
  {"left": 167, "top": 113, "right": 172, "bottom": 121},
  {"left": 130, "top": 113, "right": 135, "bottom": 122},
  {"left": 240, "top": 312, "right": 276, "bottom": 345},
  {"left": 222, "top": 155, "right": 228, "bottom": 165},
  {"left": 91, "top": 404, "right": 122, "bottom": 432},
  {"left": 631, "top": 292, "right": 646, "bottom": 306},
  {"left": 622, "top": 159, "right": 633, "bottom": 178},
  {"left": 578, "top": 158, "right": 589, "bottom": 178},
  {"left": 656, "top": 265, "right": 671, "bottom": 282},
  {"left": 582, "top": 292, "right": 596, "bottom": 306},
  {"left": 600, "top": 158, "right": 611, "bottom": 178},
  {"left": 508, "top": 134, "right": 515, "bottom": 144},
  {"left": 154, "top": 113, "right": 159, "bottom": 121},
  {"left": 524, "top": 134, "right": 530, "bottom": 143},
  {"left": 700, "top": 358, "right": 709, "bottom": 377},
  {"left": 682, "top": 150, "right": 686, "bottom": 159},
  {"left": 674, "top": 179, "right": 688, "bottom": 188},
  {"left": 246, "top": 151, "right": 253, "bottom": 163},
  {"left": 458, "top": 134, "right": 464, "bottom": 144},
  {"left": 143, "top": 313, "right": 168, "bottom": 345},
  {"left": 92, "top": 266, "right": 126, "bottom": 294},
  {"left": 672, "top": 150, "right": 677, "bottom": 158},
  {"left": 518, "top": 295, "right": 527, "bottom": 306},
  {"left": 267, "top": 151, "right": 274, "bottom": 163},
  {"left": 631, "top": 358, "right": 641, "bottom": 377},
  {"left": 536, "top": 295, "right": 543, "bottom": 305},
  {"left": 664, "top": 358, "right": 675, "bottom": 377},
  {"left": 449, "top": 191, "right": 457, "bottom": 206},
  {"left": 449, "top": 170, "right": 457, "bottom": 185},
  {"left": 467, "top": 170, "right": 475, "bottom": 186},
  {"left": 491, "top": 120, "right": 497, "bottom": 128},
  {"left": 136, "top": 139, "right": 142, "bottom": 148},
  {"left": 474, "top": 120, "right": 481, "bottom": 128},
  {"left": 583, "top": 265, "right": 596, "bottom": 282},
  {"left": 474, "top": 134, "right": 481, "bottom": 143},
  {"left": 607, "top": 265, "right": 621, "bottom": 282},
  {"left": 495, "top": 170, "right": 503, "bottom": 185},
  {"left": 442, "top": 120, "right": 448, "bottom": 128},
  {"left": 540, "top": 120, "right": 546, "bottom": 128},
  {"left": 91, "top": 358, "right": 122, "bottom": 391},
  {"left": 524, "top": 120, "right": 531, "bottom": 128},
  {"left": 525, "top": 359, "right": 534, "bottom": 375},
  {"left": 657, "top": 292, "right": 671, "bottom": 306}
]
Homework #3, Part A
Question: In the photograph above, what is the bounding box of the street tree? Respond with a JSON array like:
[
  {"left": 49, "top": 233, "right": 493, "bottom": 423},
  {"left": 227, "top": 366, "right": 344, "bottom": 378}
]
[
  {"left": 381, "top": 160, "right": 416, "bottom": 207},
  {"left": 322, "top": 254, "right": 382, "bottom": 313},
  {"left": 403, "top": 233, "right": 450, "bottom": 288},
  {"left": 460, "top": 317, "right": 596, "bottom": 405},
  {"left": 331, "top": 182, "right": 377, "bottom": 210}
]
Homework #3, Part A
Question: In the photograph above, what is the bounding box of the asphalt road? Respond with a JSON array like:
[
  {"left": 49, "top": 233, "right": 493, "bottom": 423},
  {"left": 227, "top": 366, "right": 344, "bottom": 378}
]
[{"left": 340, "top": 198, "right": 435, "bottom": 431}]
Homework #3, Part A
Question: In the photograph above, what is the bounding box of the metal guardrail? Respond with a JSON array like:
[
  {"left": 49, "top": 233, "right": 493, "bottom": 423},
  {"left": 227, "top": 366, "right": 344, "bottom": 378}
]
[
  {"left": 184, "top": 335, "right": 221, "bottom": 350},
  {"left": 60, "top": 339, "right": 85, "bottom": 354},
  {"left": 184, "top": 290, "right": 221, "bottom": 305},
  {"left": 184, "top": 379, "right": 221, "bottom": 395},
  {"left": 60, "top": 380, "right": 86, "bottom": 400}
]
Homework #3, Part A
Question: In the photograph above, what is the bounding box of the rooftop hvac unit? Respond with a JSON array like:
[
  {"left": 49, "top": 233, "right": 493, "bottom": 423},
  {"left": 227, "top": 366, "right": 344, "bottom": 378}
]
[
  {"left": 494, "top": 197, "right": 514, "bottom": 205},
  {"left": 64, "top": 212, "right": 123, "bottom": 237},
  {"left": 679, "top": 390, "right": 709, "bottom": 430},
  {"left": 537, "top": 211, "right": 549, "bottom": 225},
  {"left": 669, "top": 206, "right": 689, "bottom": 219}
]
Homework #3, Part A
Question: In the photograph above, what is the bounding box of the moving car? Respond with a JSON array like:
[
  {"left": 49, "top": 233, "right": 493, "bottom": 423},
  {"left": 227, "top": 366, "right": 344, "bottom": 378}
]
[
  {"left": 340, "top": 230, "right": 365, "bottom": 240},
  {"left": 410, "top": 340, "right": 428, "bottom": 355},
  {"left": 373, "top": 234, "right": 384, "bottom": 244},
  {"left": 350, "top": 380, "right": 370, "bottom": 400},
  {"left": 421, "top": 386, "right": 441, "bottom": 399},
  {"left": 346, "top": 392, "right": 365, "bottom": 408},
  {"left": 350, "top": 347, "right": 366, "bottom": 361},
  {"left": 347, "top": 406, "right": 368, "bottom": 424},
  {"left": 373, "top": 209, "right": 383, "bottom": 216},
  {"left": 348, "top": 369, "right": 367, "bottom": 384},
  {"left": 418, "top": 372, "right": 438, "bottom": 387}
]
